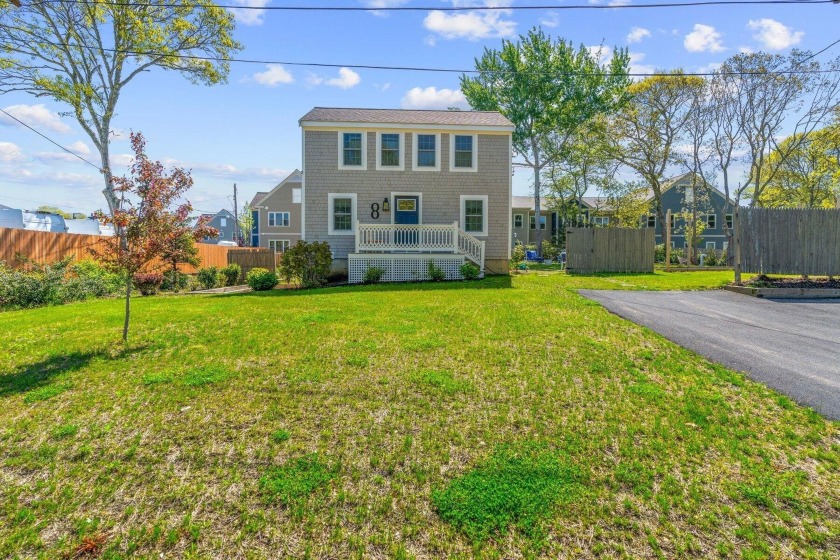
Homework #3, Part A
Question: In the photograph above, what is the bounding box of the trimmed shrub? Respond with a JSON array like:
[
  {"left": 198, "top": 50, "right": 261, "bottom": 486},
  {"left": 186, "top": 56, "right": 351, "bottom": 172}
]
[
  {"left": 460, "top": 262, "right": 481, "bottom": 280},
  {"left": 279, "top": 241, "right": 333, "bottom": 288},
  {"left": 541, "top": 241, "right": 558, "bottom": 261},
  {"left": 221, "top": 263, "right": 242, "bottom": 286},
  {"left": 197, "top": 266, "right": 222, "bottom": 290},
  {"left": 246, "top": 267, "right": 279, "bottom": 291},
  {"left": 655, "top": 244, "right": 666, "bottom": 263},
  {"left": 0, "top": 257, "right": 121, "bottom": 310},
  {"left": 133, "top": 273, "right": 163, "bottom": 296},
  {"left": 427, "top": 261, "right": 445, "bottom": 282},
  {"left": 511, "top": 244, "right": 526, "bottom": 265},
  {"left": 363, "top": 266, "right": 385, "bottom": 284},
  {"left": 161, "top": 270, "right": 189, "bottom": 292}
]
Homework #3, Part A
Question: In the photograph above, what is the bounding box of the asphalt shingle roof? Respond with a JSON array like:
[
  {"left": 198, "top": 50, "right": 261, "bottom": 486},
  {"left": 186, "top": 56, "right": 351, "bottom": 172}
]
[{"left": 299, "top": 107, "right": 513, "bottom": 128}]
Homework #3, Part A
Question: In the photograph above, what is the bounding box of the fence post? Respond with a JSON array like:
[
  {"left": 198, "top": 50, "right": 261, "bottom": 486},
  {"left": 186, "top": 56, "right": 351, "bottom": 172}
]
[{"left": 665, "top": 209, "right": 671, "bottom": 272}]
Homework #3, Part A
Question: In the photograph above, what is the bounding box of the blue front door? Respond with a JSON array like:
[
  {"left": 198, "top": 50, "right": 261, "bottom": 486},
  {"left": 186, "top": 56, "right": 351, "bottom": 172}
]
[{"left": 394, "top": 196, "right": 419, "bottom": 247}]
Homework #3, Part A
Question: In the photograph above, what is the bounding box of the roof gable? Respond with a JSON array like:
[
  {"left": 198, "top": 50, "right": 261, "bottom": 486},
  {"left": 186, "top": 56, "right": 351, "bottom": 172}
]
[{"left": 257, "top": 169, "right": 302, "bottom": 207}]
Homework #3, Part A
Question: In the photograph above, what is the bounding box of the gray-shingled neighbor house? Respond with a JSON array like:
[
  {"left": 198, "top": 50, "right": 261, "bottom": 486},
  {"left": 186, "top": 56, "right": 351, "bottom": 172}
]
[
  {"left": 198, "top": 209, "right": 238, "bottom": 244},
  {"left": 299, "top": 107, "right": 514, "bottom": 282},
  {"left": 249, "top": 169, "right": 302, "bottom": 252}
]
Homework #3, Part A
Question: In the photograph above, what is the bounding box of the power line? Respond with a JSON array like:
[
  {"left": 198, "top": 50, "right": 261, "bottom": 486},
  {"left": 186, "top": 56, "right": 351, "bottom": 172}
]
[
  {"left": 27, "top": 0, "right": 839, "bottom": 10},
  {"left": 0, "top": 108, "right": 103, "bottom": 171},
  {"left": 39, "top": 41, "right": 840, "bottom": 77}
]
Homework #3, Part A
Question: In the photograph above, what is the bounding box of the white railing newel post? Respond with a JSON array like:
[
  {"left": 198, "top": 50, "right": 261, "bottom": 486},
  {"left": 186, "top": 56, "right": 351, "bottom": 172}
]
[{"left": 355, "top": 221, "right": 360, "bottom": 252}]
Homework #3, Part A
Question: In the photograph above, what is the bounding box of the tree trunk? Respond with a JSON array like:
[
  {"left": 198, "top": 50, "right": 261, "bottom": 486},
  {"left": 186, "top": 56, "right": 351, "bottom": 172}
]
[
  {"left": 123, "top": 276, "right": 131, "bottom": 342},
  {"left": 533, "top": 140, "right": 542, "bottom": 258},
  {"left": 733, "top": 208, "right": 742, "bottom": 285}
]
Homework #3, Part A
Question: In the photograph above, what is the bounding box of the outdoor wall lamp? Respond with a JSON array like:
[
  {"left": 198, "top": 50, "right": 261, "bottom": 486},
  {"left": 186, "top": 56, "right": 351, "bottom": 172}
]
[{"left": 382, "top": 198, "right": 390, "bottom": 212}]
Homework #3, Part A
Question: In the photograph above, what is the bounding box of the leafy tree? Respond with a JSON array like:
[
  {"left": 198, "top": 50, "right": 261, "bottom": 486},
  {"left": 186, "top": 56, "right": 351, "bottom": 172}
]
[
  {"left": 239, "top": 204, "right": 254, "bottom": 246},
  {"left": 35, "top": 205, "right": 71, "bottom": 218},
  {"left": 752, "top": 127, "right": 840, "bottom": 208},
  {"left": 461, "top": 28, "right": 630, "bottom": 256},
  {"left": 609, "top": 72, "right": 706, "bottom": 234},
  {"left": 0, "top": 1, "right": 241, "bottom": 215},
  {"left": 599, "top": 179, "right": 650, "bottom": 228},
  {"left": 161, "top": 230, "right": 204, "bottom": 289},
  {"left": 91, "top": 132, "right": 215, "bottom": 341}
]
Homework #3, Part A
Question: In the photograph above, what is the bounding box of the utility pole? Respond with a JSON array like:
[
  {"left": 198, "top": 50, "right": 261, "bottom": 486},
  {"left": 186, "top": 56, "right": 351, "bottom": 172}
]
[{"left": 232, "top": 183, "right": 239, "bottom": 245}]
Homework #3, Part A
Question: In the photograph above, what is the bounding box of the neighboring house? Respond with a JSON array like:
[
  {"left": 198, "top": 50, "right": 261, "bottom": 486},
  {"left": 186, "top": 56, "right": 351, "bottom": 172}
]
[
  {"left": 299, "top": 107, "right": 514, "bottom": 282},
  {"left": 197, "top": 209, "right": 238, "bottom": 244},
  {"left": 642, "top": 173, "right": 736, "bottom": 251},
  {"left": 0, "top": 208, "right": 67, "bottom": 232},
  {"left": 249, "top": 169, "right": 302, "bottom": 252},
  {"left": 511, "top": 196, "right": 613, "bottom": 248},
  {"left": 65, "top": 218, "right": 114, "bottom": 236}
]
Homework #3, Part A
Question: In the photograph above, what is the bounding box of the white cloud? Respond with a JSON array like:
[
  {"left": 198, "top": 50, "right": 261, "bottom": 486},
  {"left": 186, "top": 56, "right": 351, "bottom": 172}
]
[
  {"left": 228, "top": 0, "right": 270, "bottom": 26},
  {"left": 33, "top": 141, "right": 93, "bottom": 165},
  {"left": 401, "top": 87, "right": 468, "bottom": 110},
  {"left": 539, "top": 11, "right": 560, "bottom": 28},
  {"left": 252, "top": 64, "right": 294, "bottom": 86},
  {"left": 684, "top": 24, "right": 725, "bottom": 53},
  {"left": 362, "top": 0, "right": 409, "bottom": 13},
  {"left": 0, "top": 141, "right": 25, "bottom": 163},
  {"left": 627, "top": 27, "right": 651, "bottom": 44},
  {"left": 586, "top": 45, "right": 613, "bottom": 65},
  {"left": 424, "top": 1, "right": 516, "bottom": 41},
  {"left": 629, "top": 52, "right": 656, "bottom": 77},
  {"left": 67, "top": 141, "right": 91, "bottom": 156},
  {"left": 588, "top": 0, "right": 632, "bottom": 6},
  {"left": 323, "top": 68, "right": 361, "bottom": 89},
  {"left": 739, "top": 45, "right": 754, "bottom": 54},
  {"left": 696, "top": 62, "right": 722, "bottom": 74},
  {"left": 110, "top": 153, "right": 135, "bottom": 169},
  {"left": 0, "top": 104, "right": 71, "bottom": 134},
  {"left": 748, "top": 18, "right": 804, "bottom": 51}
]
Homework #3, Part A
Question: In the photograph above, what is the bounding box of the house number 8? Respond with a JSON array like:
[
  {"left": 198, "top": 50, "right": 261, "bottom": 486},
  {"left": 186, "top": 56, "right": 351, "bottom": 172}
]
[{"left": 370, "top": 202, "right": 380, "bottom": 220}]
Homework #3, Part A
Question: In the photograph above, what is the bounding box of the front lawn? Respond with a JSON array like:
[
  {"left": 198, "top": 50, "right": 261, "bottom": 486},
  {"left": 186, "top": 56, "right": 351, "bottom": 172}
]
[{"left": 1, "top": 271, "right": 837, "bottom": 559}]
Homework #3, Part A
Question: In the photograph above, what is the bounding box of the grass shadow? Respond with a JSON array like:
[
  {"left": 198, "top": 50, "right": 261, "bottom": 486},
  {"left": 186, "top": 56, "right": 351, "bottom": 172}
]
[
  {"left": 217, "top": 275, "right": 513, "bottom": 299},
  {"left": 0, "top": 346, "right": 148, "bottom": 399}
]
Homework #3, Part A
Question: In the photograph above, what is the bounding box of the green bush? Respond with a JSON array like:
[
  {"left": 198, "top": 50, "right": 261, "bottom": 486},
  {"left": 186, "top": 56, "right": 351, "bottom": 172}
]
[
  {"left": 541, "top": 240, "right": 558, "bottom": 261},
  {"left": 132, "top": 273, "right": 163, "bottom": 296},
  {"left": 363, "top": 266, "right": 385, "bottom": 284},
  {"left": 161, "top": 270, "right": 189, "bottom": 292},
  {"left": 459, "top": 262, "right": 481, "bottom": 280},
  {"left": 670, "top": 248, "right": 685, "bottom": 264},
  {"left": 703, "top": 251, "right": 720, "bottom": 266},
  {"left": 246, "top": 267, "right": 279, "bottom": 291},
  {"left": 511, "top": 244, "right": 526, "bottom": 265},
  {"left": 197, "top": 266, "right": 222, "bottom": 290},
  {"left": 655, "top": 244, "right": 666, "bottom": 263},
  {"left": 221, "top": 263, "right": 242, "bottom": 286},
  {"left": 279, "top": 241, "right": 333, "bottom": 288},
  {"left": 427, "top": 261, "right": 446, "bottom": 282}
]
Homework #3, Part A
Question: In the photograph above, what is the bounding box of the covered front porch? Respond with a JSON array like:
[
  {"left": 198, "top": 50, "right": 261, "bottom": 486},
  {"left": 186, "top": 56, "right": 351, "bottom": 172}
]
[{"left": 348, "top": 222, "right": 485, "bottom": 283}]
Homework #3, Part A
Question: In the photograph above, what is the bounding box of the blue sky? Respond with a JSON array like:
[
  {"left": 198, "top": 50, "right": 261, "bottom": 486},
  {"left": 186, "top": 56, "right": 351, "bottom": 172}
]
[{"left": 1, "top": 0, "right": 838, "bottom": 216}]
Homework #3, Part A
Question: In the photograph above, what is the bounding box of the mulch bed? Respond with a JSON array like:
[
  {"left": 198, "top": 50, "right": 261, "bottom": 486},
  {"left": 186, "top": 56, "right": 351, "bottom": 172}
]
[{"left": 746, "top": 274, "right": 840, "bottom": 289}]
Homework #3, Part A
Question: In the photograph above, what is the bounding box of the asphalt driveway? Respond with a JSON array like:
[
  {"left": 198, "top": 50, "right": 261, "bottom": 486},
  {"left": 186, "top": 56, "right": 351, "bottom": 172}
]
[{"left": 579, "top": 289, "right": 840, "bottom": 421}]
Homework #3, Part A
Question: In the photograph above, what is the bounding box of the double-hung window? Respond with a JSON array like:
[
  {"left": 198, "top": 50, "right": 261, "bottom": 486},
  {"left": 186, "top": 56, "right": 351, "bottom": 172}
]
[
  {"left": 725, "top": 214, "right": 733, "bottom": 230},
  {"left": 592, "top": 216, "right": 609, "bottom": 226},
  {"left": 377, "top": 133, "right": 403, "bottom": 170},
  {"left": 269, "top": 240, "right": 291, "bottom": 253},
  {"left": 460, "top": 195, "right": 488, "bottom": 236},
  {"left": 513, "top": 214, "right": 524, "bottom": 228},
  {"left": 450, "top": 134, "right": 477, "bottom": 171},
  {"left": 268, "top": 212, "right": 290, "bottom": 227},
  {"left": 292, "top": 188, "right": 302, "bottom": 204},
  {"left": 413, "top": 133, "right": 439, "bottom": 171},
  {"left": 530, "top": 215, "right": 547, "bottom": 230},
  {"left": 328, "top": 193, "right": 357, "bottom": 235},
  {"left": 702, "top": 213, "right": 716, "bottom": 229},
  {"left": 644, "top": 215, "right": 656, "bottom": 228},
  {"left": 339, "top": 132, "right": 366, "bottom": 169}
]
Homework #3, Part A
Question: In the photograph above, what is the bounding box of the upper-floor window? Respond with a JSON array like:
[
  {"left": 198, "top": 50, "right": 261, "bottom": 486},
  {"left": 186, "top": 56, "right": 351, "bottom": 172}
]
[
  {"left": 725, "top": 214, "right": 733, "bottom": 230},
  {"left": 701, "top": 213, "right": 716, "bottom": 229},
  {"left": 220, "top": 218, "right": 227, "bottom": 227},
  {"left": 460, "top": 195, "right": 488, "bottom": 236},
  {"left": 376, "top": 133, "right": 404, "bottom": 170},
  {"left": 643, "top": 214, "right": 656, "bottom": 228},
  {"left": 339, "top": 132, "right": 366, "bottom": 169},
  {"left": 450, "top": 134, "right": 477, "bottom": 172},
  {"left": 328, "top": 193, "right": 357, "bottom": 235},
  {"left": 513, "top": 213, "right": 523, "bottom": 228},
  {"left": 268, "top": 212, "right": 290, "bottom": 227},
  {"left": 292, "top": 188, "right": 301, "bottom": 204},
  {"left": 530, "top": 215, "right": 547, "bottom": 230},
  {"left": 414, "top": 133, "right": 440, "bottom": 171}
]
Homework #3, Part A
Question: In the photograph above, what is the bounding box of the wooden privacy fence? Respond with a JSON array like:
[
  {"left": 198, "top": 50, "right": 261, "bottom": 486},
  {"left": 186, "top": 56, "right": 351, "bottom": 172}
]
[
  {"left": 739, "top": 208, "right": 840, "bottom": 276},
  {"left": 227, "top": 248, "right": 276, "bottom": 280},
  {"left": 0, "top": 227, "right": 231, "bottom": 273},
  {"left": 566, "top": 227, "right": 655, "bottom": 274}
]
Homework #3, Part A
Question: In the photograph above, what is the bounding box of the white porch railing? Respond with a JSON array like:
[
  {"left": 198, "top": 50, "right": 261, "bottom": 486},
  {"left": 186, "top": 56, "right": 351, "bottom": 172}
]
[{"left": 355, "top": 221, "right": 485, "bottom": 270}]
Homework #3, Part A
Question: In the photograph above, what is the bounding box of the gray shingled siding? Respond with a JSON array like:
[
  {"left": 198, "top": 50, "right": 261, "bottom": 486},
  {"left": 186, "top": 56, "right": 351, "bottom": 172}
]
[
  {"left": 303, "top": 130, "right": 511, "bottom": 269},
  {"left": 255, "top": 180, "right": 302, "bottom": 248}
]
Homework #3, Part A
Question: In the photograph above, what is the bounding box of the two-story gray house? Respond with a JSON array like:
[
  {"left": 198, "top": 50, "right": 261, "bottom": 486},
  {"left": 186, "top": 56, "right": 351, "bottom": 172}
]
[
  {"left": 249, "top": 170, "right": 302, "bottom": 252},
  {"left": 197, "top": 209, "right": 238, "bottom": 245},
  {"left": 299, "top": 108, "right": 514, "bottom": 283}
]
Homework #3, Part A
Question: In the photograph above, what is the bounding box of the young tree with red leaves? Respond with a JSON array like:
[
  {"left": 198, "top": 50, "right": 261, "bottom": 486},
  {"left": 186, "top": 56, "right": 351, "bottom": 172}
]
[{"left": 92, "top": 132, "right": 217, "bottom": 341}]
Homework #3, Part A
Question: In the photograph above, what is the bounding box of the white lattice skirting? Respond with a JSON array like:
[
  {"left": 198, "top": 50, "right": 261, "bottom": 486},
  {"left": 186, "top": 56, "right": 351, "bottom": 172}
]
[{"left": 348, "top": 253, "right": 467, "bottom": 283}]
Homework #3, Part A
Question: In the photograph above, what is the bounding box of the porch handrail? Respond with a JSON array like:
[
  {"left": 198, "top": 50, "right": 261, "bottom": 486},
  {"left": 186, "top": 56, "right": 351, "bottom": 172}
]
[
  {"left": 355, "top": 221, "right": 485, "bottom": 270},
  {"left": 456, "top": 227, "right": 485, "bottom": 270}
]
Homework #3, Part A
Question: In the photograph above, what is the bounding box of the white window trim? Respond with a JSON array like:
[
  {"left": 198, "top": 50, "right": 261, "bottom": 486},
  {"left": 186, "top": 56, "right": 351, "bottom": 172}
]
[
  {"left": 513, "top": 213, "right": 524, "bottom": 228},
  {"left": 592, "top": 216, "right": 609, "bottom": 226},
  {"left": 412, "top": 132, "right": 441, "bottom": 172},
  {"left": 644, "top": 214, "right": 657, "bottom": 228},
  {"left": 460, "top": 195, "right": 488, "bottom": 237},
  {"left": 449, "top": 134, "right": 478, "bottom": 173},
  {"left": 328, "top": 193, "right": 357, "bottom": 236},
  {"left": 292, "top": 188, "right": 302, "bottom": 204},
  {"left": 701, "top": 213, "right": 716, "bottom": 229},
  {"left": 269, "top": 239, "right": 291, "bottom": 253},
  {"left": 268, "top": 211, "right": 290, "bottom": 228},
  {"left": 530, "top": 215, "right": 547, "bottom": 230},
  {"left": 725, "top": 214, "right": 733, "bottom": 229},
  {"left": 338, "top": 131, "right": 367, "bottom": 170},
  {"left": 390, "top": 192, "right": 423, "bottom": 225},
  {"left": 706, "top": 241, "right": 716, "bottom": 249},
  {"left": 376, "top": 132, "right": 405, "bottom": 171}
]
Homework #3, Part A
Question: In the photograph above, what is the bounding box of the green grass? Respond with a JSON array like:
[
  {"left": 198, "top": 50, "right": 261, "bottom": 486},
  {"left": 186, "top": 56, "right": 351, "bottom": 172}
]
[{"left": 0, "top": 270, "right": 837, "bottom": 559}]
